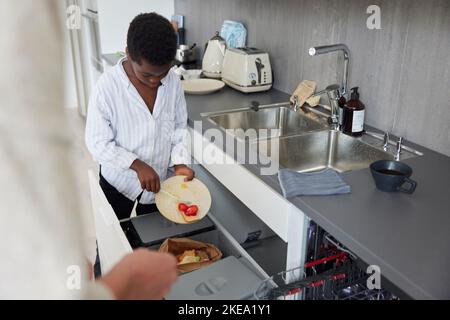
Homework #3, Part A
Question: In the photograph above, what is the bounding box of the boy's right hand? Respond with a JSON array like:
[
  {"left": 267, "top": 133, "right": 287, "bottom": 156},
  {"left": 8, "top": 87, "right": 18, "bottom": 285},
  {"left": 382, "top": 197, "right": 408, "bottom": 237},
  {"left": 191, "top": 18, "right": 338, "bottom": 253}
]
[{"left": 130, "top": 159, "right": 161, "bottom": 193}]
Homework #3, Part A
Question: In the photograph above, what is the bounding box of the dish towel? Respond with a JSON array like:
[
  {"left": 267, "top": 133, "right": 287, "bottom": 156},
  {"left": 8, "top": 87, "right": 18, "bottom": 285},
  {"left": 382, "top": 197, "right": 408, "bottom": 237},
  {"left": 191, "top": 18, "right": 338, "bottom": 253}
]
[
  {"left": 220, "top": 20, "right": 247, "bottom": 48},
  {"left": 290, "top": 80, "right": 317, "bottom": 107},
  {"left": 278, "top": 168, "right": 351, "bottom": 198}
]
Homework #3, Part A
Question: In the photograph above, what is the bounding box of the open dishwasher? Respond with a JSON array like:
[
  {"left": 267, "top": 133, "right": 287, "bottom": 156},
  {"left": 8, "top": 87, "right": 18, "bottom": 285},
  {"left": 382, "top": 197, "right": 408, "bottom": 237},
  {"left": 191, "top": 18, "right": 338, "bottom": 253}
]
[{"left": 254, "top": 221, "right": 399, "bottom": 300}]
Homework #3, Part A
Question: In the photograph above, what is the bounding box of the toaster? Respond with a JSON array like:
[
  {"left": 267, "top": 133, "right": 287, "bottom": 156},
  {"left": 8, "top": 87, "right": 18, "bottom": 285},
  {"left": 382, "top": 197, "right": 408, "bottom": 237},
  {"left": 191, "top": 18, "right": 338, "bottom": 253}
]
[{"left": 222, "top": 47, "right": 273, "bottom": 93}]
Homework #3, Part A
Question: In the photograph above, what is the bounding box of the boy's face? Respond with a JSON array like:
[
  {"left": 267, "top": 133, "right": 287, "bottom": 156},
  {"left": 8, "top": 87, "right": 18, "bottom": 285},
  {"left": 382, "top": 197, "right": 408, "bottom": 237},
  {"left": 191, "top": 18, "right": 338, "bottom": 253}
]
[{"left": 129, "top": 55, "right": 173, "bottom": 89}]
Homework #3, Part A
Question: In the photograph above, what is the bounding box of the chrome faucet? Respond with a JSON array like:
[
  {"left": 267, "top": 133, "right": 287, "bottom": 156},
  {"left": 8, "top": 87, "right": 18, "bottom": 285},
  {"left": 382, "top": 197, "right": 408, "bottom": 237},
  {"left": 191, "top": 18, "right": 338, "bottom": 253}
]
[
  {"left": 324, "top": 84, "right": 341, "bottom": 130},
  {"left": 383, "top": 132, "right": 390, "bottom": 151},
  {"left": 382, "top": 131, "right": 404, "bottom": 160},
  {"left": 309, "top": 44, "right": 350, "bottom": 97},
  {"left": 308, "top": 44, "right": 350, "bottom": 131},
  {"left": 308, "top": 84, "right": 341, "bottom": 130},
  {"left": 395, "top": 137, "right": 404, "bottom": 161}
]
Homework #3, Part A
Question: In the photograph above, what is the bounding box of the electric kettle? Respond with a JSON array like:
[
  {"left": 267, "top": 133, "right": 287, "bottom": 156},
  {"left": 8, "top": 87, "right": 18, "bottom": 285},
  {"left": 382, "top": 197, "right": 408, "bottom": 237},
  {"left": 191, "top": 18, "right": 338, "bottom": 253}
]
[{"left": 202, "top": 32, "right": 226, "bottom": 78}]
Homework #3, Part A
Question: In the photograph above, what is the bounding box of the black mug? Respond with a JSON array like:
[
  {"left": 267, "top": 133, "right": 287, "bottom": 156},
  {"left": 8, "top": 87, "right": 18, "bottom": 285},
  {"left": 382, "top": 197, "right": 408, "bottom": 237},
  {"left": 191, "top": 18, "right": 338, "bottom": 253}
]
[{"left": 370, "top": 160, "right": 417, "bottom": 194}]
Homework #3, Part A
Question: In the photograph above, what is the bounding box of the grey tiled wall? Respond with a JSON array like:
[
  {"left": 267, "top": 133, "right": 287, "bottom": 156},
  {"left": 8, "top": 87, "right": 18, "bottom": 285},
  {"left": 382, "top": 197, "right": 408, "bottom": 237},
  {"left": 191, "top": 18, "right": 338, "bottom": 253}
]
[{"left": 175, "top": 0, "right": 450, "bottom": 156}]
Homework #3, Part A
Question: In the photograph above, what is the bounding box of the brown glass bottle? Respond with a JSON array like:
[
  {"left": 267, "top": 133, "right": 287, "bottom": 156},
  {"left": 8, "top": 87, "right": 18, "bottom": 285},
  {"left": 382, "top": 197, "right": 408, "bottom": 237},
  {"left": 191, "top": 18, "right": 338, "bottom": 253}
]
[
  {"left": 342, "top": 87, "right": 365, "bottom": 137},
  {"left": 338, "top": 96, "right": 346, "bottom": 129}
]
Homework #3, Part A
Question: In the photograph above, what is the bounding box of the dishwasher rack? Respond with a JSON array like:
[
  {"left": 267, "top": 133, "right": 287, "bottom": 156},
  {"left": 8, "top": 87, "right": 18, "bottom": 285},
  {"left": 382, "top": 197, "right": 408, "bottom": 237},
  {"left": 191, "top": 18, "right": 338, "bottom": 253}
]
[{"left": 254, "top": 244, "right": 397, "bottom": 300}]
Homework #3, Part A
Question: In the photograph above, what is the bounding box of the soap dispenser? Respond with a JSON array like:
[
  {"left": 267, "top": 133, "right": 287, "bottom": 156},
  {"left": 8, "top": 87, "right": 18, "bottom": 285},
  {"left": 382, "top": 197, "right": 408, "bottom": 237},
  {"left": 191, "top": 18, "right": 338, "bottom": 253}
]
[{"left": 342, "top": 87, "right": 365, "bottom": 136}]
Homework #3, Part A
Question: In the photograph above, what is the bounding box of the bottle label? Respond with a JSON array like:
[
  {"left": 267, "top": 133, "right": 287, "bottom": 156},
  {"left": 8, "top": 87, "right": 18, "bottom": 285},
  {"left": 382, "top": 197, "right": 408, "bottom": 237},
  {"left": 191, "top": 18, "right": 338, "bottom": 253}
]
[{"left": 352, "top": 110, "right": 365, "bottom": 133}]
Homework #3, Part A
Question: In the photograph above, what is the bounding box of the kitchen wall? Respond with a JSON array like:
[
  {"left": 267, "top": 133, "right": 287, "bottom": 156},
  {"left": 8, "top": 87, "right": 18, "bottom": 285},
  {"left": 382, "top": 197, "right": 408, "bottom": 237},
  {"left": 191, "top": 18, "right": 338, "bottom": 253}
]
[
  {"left": 98, "top": 0, "right": 174, "bottom": 54},
  {"left": 175, "top": 0, "right": 450, "bottom": 156}
]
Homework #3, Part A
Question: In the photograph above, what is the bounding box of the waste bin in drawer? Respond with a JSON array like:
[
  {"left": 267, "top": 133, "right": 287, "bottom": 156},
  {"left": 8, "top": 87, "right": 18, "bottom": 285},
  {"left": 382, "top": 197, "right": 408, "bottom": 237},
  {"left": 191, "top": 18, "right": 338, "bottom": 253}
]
[
  {"left": 130, "top": 213, "right": 215, "bottom": 247},
  {"left": 165, "top": 256, "right": 263, "bottom": 300}
]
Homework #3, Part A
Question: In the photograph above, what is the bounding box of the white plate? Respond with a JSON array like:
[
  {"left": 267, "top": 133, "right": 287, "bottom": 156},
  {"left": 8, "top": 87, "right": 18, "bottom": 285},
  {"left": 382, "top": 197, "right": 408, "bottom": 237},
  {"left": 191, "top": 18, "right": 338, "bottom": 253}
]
[
  {"left": 181, "top": 79, "right": 225, "bottom": 95},
  {"left": 155, "top": 176, "right": 212, "bottom": 224}
]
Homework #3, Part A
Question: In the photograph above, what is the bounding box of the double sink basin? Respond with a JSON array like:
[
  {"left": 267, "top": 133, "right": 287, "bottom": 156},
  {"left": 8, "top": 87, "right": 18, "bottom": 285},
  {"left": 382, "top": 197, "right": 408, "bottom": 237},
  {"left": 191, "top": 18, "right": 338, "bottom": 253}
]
[{"left": 203, "top": 103, "right": 420, "bottom": 173}]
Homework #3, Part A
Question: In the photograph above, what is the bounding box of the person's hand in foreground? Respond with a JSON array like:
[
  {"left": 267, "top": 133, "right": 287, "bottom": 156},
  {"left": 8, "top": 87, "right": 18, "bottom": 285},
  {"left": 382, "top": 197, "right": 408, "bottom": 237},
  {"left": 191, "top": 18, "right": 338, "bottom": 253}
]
[{"left": 99, "top": 249, "right": 178, "bottom": 300}]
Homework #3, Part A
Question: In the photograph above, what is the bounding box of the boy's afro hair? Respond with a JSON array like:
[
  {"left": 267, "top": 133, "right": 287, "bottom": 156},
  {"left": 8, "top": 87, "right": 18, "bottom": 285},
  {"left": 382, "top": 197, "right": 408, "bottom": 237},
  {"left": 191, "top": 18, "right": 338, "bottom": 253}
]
[{"left": 127, "top": 12, "right": 177, "bottom": 65}]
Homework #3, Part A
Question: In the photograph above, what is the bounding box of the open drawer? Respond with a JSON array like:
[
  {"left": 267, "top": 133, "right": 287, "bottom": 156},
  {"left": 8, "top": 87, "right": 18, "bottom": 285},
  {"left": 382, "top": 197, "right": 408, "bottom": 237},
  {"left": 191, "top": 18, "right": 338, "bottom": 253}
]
[
  {"left": 89, "top": 168, "right": 271, "bottom": 299},
  {"left": 122, "top": 212, "right": 271, "bottom": 300},
  {"left": 89, "top": 170, "right": 397, "bottom": 300}
]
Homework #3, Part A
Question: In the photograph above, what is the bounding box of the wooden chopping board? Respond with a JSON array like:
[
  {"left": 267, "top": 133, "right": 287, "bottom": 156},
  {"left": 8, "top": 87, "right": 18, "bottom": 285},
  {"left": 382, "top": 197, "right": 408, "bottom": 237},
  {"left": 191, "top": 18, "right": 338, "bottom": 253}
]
[{"left": 155, "top": 175, "right": 211, "bottom": 224}]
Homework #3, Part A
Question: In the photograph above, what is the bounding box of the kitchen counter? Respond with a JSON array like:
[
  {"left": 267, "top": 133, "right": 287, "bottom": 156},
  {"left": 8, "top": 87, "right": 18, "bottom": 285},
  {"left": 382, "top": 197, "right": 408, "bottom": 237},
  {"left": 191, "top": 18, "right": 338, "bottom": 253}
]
[{"left": 184, "top": 86, "right": 450, "bottom": 300}]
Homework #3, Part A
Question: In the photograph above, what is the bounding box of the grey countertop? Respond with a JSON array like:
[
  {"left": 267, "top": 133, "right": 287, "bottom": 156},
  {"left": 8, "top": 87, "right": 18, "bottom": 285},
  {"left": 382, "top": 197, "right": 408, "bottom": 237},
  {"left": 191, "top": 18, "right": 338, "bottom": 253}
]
[{"left": 184, "top": 86, "right": 450, "bottom": 300}]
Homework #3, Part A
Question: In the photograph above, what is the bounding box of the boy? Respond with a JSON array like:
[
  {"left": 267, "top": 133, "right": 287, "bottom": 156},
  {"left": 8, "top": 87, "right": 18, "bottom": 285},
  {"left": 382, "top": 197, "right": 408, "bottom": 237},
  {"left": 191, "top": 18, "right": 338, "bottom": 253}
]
[{"left": 86, "top": 13, "right": 194, "bottom": 220}]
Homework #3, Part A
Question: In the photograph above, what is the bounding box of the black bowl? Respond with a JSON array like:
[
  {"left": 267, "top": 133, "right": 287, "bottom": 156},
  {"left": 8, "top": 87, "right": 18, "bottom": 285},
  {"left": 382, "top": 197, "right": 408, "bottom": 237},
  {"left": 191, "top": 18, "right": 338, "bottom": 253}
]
[{"left": 370, "top": 160, "right": 417, "bottom": 194}]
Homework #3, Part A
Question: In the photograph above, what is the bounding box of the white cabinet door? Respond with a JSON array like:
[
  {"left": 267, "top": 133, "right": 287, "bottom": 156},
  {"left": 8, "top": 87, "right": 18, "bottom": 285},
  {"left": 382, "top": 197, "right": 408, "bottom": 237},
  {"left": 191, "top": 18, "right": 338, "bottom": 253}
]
[{"left": 88, "top": 170, "right": 132, "bottom": 274}]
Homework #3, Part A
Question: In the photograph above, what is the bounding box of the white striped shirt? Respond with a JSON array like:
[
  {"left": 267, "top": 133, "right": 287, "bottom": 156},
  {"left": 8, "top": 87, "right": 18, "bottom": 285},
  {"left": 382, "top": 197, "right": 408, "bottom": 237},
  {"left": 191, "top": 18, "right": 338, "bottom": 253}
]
[{"left": 85, "top": 57, "right": 190, "bottom": 204}]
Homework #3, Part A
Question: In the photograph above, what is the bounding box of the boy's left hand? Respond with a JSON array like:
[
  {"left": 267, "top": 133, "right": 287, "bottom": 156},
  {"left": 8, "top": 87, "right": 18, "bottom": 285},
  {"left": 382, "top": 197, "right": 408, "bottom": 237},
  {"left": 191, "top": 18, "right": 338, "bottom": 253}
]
[{"left": 174, "top": 165, "right": 195, "bottom": 182}]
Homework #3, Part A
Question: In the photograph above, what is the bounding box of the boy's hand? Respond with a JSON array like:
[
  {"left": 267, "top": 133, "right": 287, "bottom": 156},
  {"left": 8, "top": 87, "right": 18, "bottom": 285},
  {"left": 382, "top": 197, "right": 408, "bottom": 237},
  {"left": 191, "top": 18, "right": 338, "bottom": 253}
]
[
  {"left": 130, "top": 159, "right": 161, "bottom": 193},
  {"left": 174, "top": 164, "right": 195, "bottom": 182}
]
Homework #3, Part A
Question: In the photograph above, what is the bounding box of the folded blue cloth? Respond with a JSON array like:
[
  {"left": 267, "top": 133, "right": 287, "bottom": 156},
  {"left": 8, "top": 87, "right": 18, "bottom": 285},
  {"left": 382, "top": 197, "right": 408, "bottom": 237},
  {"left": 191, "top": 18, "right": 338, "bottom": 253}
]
[
  {"left": 220, "top": 20, "right": 247, "bottom": 48},
  {"left": 278, "top": 168, "right": 351, "bottom": 197}
]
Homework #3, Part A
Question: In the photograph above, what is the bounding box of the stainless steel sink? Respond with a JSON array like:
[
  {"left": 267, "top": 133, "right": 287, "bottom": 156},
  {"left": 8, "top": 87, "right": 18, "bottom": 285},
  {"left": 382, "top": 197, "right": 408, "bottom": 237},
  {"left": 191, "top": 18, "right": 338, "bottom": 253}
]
[
  {"left": 203, "top": 103, "right": 421, "bottom": 173},
  {"left": 206, "top": 105, "right": 327, "bottom": 141},
  {"left": 255, "top": 130, "right": 395, "bottom": 173}
]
